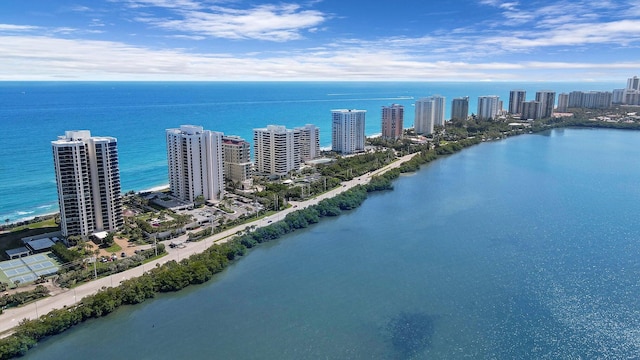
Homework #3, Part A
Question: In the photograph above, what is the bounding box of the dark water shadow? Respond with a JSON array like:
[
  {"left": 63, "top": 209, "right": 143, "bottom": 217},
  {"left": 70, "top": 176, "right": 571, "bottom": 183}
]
[{"left": 386, "top": 311, "right": 437, "bottom": 359}]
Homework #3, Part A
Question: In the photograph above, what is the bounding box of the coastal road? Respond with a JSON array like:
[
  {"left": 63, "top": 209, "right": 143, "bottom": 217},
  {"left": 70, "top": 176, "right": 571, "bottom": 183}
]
[{"left": 0, "top": 152, "right": 417, "bottom": 337}]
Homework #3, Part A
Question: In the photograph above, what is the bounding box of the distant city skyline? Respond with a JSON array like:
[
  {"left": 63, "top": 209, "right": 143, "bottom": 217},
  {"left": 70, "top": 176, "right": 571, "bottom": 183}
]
[{"left": 1, "top": 0, "right": 640, "bottom": 81}]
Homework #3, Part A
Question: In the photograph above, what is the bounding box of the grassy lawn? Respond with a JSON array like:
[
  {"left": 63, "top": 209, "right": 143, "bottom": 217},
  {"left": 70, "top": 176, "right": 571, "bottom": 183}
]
[
  {"left": 104, "top": 243, "right": 122, "bottom": 253},
  {"left": 9, "top": 218, "right": 58, "bottom": 232},
  {"left": 141, "top": 252, "right": 168, "bottom": 264}
]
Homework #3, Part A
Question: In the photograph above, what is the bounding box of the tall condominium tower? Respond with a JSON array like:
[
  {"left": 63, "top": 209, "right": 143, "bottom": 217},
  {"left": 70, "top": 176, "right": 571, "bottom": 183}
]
[
  {"left": 627, "top": 76, "right": 640, "bottom": 91},
  {"left": 166, "top": 125, "right": 224, "bottom": 203},
  {"left": 613, "top": 89, "right": 626, "bottom": 104},
  {"left": 508, "top": 90, "right": 527, "bottom": 114},
  {"left": 535, "top": 91, "right": 556, "bottom": 118},
  {"left": 52, "top": 130, "right": 123, "bottom": 237},
  {"left": 556, "top": 93, "right": 569, "bottom": 112},
  {"left": 295, "top": 124, "right": 320, "bottom": 161},
  {"left": 477, "top": 95, "right": 501, "bottom": 121},
  {"left": 582, "top": 91, "right": 613, "bottom": 109},
  {"left": 331, "top": 109, "right": 366, "bottom": 154},
  {"left": 521, "top": 100, "right": 541, "bottom": 120},
  {"left": 415, "top": 96, "right": 445, "bottom": 134},
  {"left": 222, "top": 135, "right": 252, "bottom": 185},
  {"left": 451, "top": 97, "right": 469, "bottom": 121},
  {"left": 254, "top": 125, "right": 301, "bottom": 176},
  {"left": 381, "top": 104, "right": 404, "bottom": 140},
  {"left": 568, "top": 91, "right": 584, "bottom": 108}
]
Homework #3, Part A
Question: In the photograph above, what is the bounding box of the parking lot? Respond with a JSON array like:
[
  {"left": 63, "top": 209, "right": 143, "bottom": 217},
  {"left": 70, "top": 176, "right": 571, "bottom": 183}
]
[{"left": 175, "top": 194, "right": 263, "bottom": 227}]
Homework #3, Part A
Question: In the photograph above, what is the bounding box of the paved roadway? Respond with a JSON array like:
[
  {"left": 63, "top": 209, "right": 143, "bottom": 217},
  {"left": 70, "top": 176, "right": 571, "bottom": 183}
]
[{"left": 0, "top": 152, "right": 416, "bottom": 337}]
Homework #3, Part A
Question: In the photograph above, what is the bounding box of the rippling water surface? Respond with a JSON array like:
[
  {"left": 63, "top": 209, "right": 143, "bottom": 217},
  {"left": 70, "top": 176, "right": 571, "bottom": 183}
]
[{"left": 24, "top": 128, "right": 640, "bottom": 359}]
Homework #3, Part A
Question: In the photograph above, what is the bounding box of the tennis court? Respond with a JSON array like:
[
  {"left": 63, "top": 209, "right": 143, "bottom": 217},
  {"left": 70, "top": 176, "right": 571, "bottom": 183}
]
[{"left": 0, "top": 252, "right": 60, "bottom": 286}]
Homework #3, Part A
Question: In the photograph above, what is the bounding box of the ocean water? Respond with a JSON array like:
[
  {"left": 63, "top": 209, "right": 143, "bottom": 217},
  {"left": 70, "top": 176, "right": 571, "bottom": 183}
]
[
  {"left": 22, "top": 128, "right": 640, "bottom": 359},
  {"left": 0, "top": 81, "right": 620, "bottom": 222}
]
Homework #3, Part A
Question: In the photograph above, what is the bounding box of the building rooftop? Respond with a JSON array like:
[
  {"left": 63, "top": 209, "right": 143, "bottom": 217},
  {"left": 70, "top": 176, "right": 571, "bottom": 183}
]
[{"left": 25, "top": 238, "right": 56, "bottom": 252}]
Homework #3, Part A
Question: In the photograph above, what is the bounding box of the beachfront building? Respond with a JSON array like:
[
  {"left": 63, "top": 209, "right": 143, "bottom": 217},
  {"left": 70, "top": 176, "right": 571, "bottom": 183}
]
[
  {"left": 222, "top": 135, "right": 252, "bottom": 186},
  {"left": 415, "top": 96, "right": 445, "bottom": 135},
  {"left": 331, "top": 109, "right": 366, "bottom": 154},
  {"left": 521, "top": 100, "right": 541, "bottom": 120},
  {"left": 295, "top": 124, "right": 320, "bottom": 161},
  {"left": 166, "top": 125, "right": 225, "bottom": 203},
  {"left": 613, "top": 89, "right": 625, "bottom": 104},
  {"left": 52, "top": 130, "right": 123, "bottom": 237},
  {"left": 617, "top": 76, "right": 640, "bottom": 105},
  {"left": 451, "top": 97, "right": 469, "bottom": 121},
  {"left": 535, "top": 91, "right": 556, "bottom": 118},
  {"left": 566, "top": 90, "right": 615, "bottom": 108},
  {"left": 381, "top": 104, "right": 404, "bottom": 140},
  {"left": 568, "top": 91, "right": 584, "bottom": 108},
  {"left": 254, "top": 125, "right": 301, "bottom": 176},
  {"left": 508, "top": 90, "right": 527, "bottom": 115},
  {"left": 559, "top": 90, "right": 611, "bottom": 110},
  {"left": 477, "top": 95, "right": 501, "bottom": 121},
  {"left": 628, "top": 76, "right": 640, "bottom": 91},
  {"left": 582, "top": 91, "right": 612, "bottom": 109},
  {"left": 624, "top": 90, "right": 640, "bottom": 105},
  {"left": 557, "top": 93, "right": 569, "bottom": 113}
]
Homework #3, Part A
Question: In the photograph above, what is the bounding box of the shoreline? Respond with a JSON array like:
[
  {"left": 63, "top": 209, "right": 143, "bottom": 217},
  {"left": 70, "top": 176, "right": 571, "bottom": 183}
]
[
  {"left": 2, "top": 122, "right": 637, "bottom": 352},
  {"left": 138, "top": 184, "right": 169, "bottom": 193},
  {"left": 3, "top": 185, "right": 171, "bottom": 227},
  {"left": 0, "top": 152, "right": 418, "bottom": 339},
  {"left": 1, "top": 124, "right": 635, "bottom": 357}
]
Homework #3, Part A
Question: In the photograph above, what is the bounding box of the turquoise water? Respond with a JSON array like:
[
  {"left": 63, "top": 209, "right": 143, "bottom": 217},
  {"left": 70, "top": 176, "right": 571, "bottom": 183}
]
[
  {"left": 0, "top": 81, "right": 620, "bottom": 223},
  {"left": 23, "top": 128, "right": 640, "bottom": 359}
]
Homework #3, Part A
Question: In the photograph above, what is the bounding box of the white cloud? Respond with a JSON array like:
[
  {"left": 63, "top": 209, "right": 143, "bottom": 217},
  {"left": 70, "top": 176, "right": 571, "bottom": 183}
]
[
  {"left": 480, "top": 0, "right": 622, "bottom": 28},
  {"left": 485, "top": 19, "right": 640, "bottom": 50},
  {"left": 70, "top": 5, "right": 93, "bottom": 12},
  {"left": 0, "top": 35, "right": 636, "bottom": 81},
  {"left": 1, "top": 1, "right": 638, "bottom": 81},
  {"left": 133, "top": 3, "right": 328, "bottom": 41},
  {"left": 121, "top": 0, "right": 204, "bottom": 10},
  {"left": 0, "top": 24, "right": 40, "bottom": 32}
]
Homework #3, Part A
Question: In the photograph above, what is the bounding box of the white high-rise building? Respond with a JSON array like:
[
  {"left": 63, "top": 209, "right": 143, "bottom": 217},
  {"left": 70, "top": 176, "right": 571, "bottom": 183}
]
[
  {"left": 521, "top": 100, "right": 541, "bottom": 120},
  {"left": 613, "top": 89, "right": 626, "bottom": 104},
  {"left": 557, "top": 93, "right": 569, "bottom": 112},
  {"left": 508, "top": 90, "right": 527, "bottom": 114},
  {"left": 166, "top": 125, "right": 224, "bottom": 203},
  {"left": 295, "top": 124, "right": 320, "bottom": 161},
  {"left": 52, "top": 130, "right": 123, "bottom": 237},
  {"left": 254, "top": 125, "right": 301, "bottom": 176},
  {"left": 627, "top": 76, "right": 640, "bottom": 91},
  {"left": 619, "top": 77, "right": 640, "bottom": 105},
  {"left": 535, "top": 91, "right": 556, "bottom": 118},
  {"left": 331, "top": 109, "right": 366, "bottom": 154},
  {"left": 582, "top": 91, "right": 612, "bottom": 109},
  {"left": 414, "top": 96, "right": 445, "bottom": 135},
  {"left": 477, "top": 96, "right": 501, "bottom": 121}
]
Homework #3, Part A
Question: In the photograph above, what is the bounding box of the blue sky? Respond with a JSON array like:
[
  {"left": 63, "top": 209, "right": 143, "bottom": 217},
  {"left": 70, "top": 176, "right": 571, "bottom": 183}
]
[{"left": 1, "top": 0, "right": 640, "bottom": 81}]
